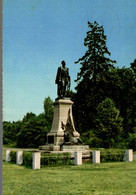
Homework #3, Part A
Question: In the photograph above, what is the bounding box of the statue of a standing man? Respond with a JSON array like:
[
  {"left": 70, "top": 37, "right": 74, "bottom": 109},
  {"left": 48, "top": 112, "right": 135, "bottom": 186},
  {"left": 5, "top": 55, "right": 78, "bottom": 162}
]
[{"left": 55, "top": 60, "right": 70, "bottom": 98}]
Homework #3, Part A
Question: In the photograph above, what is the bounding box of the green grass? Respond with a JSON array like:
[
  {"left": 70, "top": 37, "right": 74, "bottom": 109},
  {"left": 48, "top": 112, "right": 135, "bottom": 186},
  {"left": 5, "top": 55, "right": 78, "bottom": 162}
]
[{"left": 3, "top": 150, "right": 136, "bottom": 195}]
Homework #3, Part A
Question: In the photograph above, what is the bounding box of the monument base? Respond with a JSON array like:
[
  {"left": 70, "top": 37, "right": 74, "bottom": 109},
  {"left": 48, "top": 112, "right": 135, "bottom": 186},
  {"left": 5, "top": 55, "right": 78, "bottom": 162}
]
[
  {"left": 61, "top": 145, "right": 89, "bottom": 152},
  {"left": 39, "top": 144, "right": 89, "bottom": 152},
  {"left": 47, "top": 98, "right": 80, "bottom": 146},
  {"left": 39, "top": 145, "right": 60, "bottom": 151},
  {"left": 39, "top": 98, "right": 89, "bottom": 155},
  {"left": 39, "top": 144, "right": 91, "bottom": 160}
]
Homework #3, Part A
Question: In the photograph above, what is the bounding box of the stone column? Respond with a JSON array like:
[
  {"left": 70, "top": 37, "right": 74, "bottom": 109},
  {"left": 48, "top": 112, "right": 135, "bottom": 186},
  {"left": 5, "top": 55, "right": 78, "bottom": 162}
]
[
  {"left": 16, "top": 151, "right": 23, "bottom": 165},
  {"left": 32, "top": 152, "right": 41, "bottom": 169},
  {"left": 74, "top": 151, "right": 82, "bottom": 165},
  {"left": 92, "top": 151, "right": 100, "bottom": 163},
  {"left": 125, "top": 149, "right": 133, "bottom": 162},
  {"left": 5, "top": 150, "right": 10, "bottom": 162}
]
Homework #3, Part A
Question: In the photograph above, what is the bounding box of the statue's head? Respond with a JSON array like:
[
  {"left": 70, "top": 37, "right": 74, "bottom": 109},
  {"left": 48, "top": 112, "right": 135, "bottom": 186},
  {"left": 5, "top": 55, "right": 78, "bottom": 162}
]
[{"left": 61, "top": 60, "right": 66, "bottom": 67}]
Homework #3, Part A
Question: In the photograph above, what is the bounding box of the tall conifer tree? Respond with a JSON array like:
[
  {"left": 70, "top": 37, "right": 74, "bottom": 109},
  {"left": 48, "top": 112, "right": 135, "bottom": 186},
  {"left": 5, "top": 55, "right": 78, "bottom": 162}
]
[
  {"left": 75, "top": 21, "right": 116, "bottom": 84},
  {"left": 73, "top": 21, "right": 116, "bottom": 134}
]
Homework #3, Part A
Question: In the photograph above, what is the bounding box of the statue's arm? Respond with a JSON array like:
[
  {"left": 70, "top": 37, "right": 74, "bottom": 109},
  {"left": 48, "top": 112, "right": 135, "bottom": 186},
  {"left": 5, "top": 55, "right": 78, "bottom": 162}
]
[
  {"left": 55, "top": 67, "right": 61, "bottom": 84},
  {"left": 67, "top": 68, "right": 71, "bottom": 87}
]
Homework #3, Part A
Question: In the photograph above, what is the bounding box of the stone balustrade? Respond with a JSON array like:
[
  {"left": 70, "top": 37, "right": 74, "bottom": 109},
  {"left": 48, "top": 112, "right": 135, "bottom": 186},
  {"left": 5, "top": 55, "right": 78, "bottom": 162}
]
[
  {"left": 32, "top": 152, "right": 41, "bottom": 170},
  {"left": 4, "top": 149, "right": 134, "bottom": 169},
  {"left": 16, "top": 151, "right": 23, "bottom": 165},
  {"left": 5, "top": 150, "right": 10, "bottom": 162},
  {"left": 74, "top": 151, "right": 82, "bottom": 165},
  {"left": 92, "top": 150, "right": 100, "bottom": 163},
  {"left": 125, "top": 149, "right": 133, "bottom": 162}
]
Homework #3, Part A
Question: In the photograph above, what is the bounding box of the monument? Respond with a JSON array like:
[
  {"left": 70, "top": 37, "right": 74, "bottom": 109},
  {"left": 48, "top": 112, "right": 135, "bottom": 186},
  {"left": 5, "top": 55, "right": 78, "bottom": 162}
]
[{"left": 39, "top": 61, "right": 89, "bottom": 153}]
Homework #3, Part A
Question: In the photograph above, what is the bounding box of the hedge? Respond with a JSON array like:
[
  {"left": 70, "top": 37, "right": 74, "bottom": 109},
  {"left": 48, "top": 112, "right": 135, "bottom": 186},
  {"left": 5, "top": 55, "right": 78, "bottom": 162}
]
[
  {"left": 100, "top": 149, "right": 125, "bottom": 162},
  {"left": 41, "top": 152, "right": 72, "bottom": 166},
  {"left": 23, "top": 151, "right": 33, "bottom": 167},
  {"left": 10, "top": 151, "right": 16, "bottom": 163}
]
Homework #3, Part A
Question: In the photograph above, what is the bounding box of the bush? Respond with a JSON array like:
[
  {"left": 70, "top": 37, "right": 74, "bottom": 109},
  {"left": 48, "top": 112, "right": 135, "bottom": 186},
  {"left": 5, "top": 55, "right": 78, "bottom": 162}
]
[
  {"left": 100, "top": 149, "right": 125, "bottom": 162},
  {"left": 23, "top": 151, "right": 32, "bottom": 167},
  {"left": 41, "top": 153, "right": 72, "bottom": 166},
  {"left": 128, "top": 132, "right": 136, "bottom": 151},
  {"left": 10, "top": 151, "right": 16, "bottom": 163}
]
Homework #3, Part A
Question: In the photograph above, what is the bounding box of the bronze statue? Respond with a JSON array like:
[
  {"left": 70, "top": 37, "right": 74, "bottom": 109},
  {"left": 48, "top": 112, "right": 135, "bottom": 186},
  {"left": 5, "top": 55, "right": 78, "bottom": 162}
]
[{"left": 55, "top": 61, "right": 70, "bottom": 98}]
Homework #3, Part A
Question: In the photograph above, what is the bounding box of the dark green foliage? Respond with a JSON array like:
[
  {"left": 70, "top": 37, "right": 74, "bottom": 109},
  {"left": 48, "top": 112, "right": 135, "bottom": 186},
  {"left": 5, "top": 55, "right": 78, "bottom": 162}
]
[
  {"left": 75, "top": 21, "right": 116, "bottom": 83},
  {"left": 73, "top": 21, "right": 116, "bottom": 135},
  {"left": 3, "top": 122, "right": 13, "bottom": 144},
  {"left": 22, "top": 112, "right": 36, "bottom": 122},
  {"left": 41, "top": 153, "right": 72, "bottom": 166},
  {"left": 73, "top": 20, "right": 136, "bottom": 149},
  {"left": 10, "top": 151, "right": 16, "bottom": 163},
  {"left": 16, "top": 116, "right": 49, "bottom": 148},
  {"left": 3, "top": 96, "right": 54, "bottom": 148},
  {"left": 100, "top": 149, "right": 125, "bottom": 162},
  {"left": 93, "top": 98, "right": 123, "bottom": 148},
  {"left": 130, "top": 59, "right": 136, "bottom": 73},
  {"left": 3, "top": 121, "right": 22, "bottom": 145},
  {"left": 128, "top": 130, "right": 136, "bottom": 151},
  {"left": 43, "top": 96, "right": 53, "bottom": 125},
  {"left": 105, "top": 67, "right": 136, "bottom": 138},
  {"left": 23, "top": 151, "right": 32, "bottom": 167}
]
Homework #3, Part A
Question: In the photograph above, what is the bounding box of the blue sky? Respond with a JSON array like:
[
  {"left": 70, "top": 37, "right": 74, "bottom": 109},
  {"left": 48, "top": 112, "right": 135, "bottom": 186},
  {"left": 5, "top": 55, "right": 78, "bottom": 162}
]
[{"left": 3, "top": 0, "right": 136, "bottom": 121}]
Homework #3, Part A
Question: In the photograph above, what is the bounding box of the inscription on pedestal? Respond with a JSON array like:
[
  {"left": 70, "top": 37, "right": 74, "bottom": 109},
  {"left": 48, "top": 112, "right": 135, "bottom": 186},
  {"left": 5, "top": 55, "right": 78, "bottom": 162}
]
[{"left": 48, "top": 135, "right": 54, "bottom": 144}]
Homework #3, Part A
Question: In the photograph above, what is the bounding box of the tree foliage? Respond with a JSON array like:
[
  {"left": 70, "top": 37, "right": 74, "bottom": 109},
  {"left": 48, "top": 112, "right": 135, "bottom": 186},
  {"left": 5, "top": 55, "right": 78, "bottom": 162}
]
[
  {"left": 16, "top": 115, "right": 49, "bottom": 148},
  {"left": 75, "top": 21, "right": 116, "bottom": 84},
  {"left": 91, "top": 98, "right": 123, "bottom": 148},
  {"left": 130, "top": 59, "right": 136, "bottom": 73},
  {"left": 43, "top": 96, "right": 53, "bottom": 124},
  {"left": 3, "top": 97, "right": 54, "bottom": 148},
  {"left": 22, "top": 112, "right": 36, "bottom": 122},
  {"left": 3, "top": 121, "right": 22, "bottom": 145},
  {"left": 73, "top": 21, "right": 116, "bottom": 134},
  {"left": 72, "top": 21, "right": 136, "bottom": 149}
]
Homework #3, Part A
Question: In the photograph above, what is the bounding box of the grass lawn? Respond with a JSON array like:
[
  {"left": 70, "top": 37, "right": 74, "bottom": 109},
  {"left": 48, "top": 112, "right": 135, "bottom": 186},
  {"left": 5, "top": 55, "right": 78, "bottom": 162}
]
[{"left": 3, "top": 150, "right": 136, "bottom": 195}]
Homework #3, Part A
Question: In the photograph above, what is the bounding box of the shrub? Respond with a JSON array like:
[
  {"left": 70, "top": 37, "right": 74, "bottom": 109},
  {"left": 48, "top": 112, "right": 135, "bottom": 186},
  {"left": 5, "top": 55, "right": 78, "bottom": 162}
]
[
  {"left": 10, "top": 151, "right": 16, "bottom": 163},
  {"left": 128, "top": 132, "right": 136, "bottom": 151},
  {"left": 23, "top": 151, "right": 32, "bottom": 167},
  {"left": 41, "top": 153, "right": 72, "bottom": 166},
  {"left": 100, "top": 149, "right": 125, "bottom": 162}
]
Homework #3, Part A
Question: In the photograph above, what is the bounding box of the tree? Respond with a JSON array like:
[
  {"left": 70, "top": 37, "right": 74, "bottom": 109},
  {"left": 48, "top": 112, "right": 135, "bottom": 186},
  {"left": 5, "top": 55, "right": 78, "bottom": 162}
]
[
  {"left": 22, "top": 112, "right": 36, "bottom": 122},
  {"left": 16, "top": 116, "right": 49, "bottom": 148},
  {"left": 3, "top": 121, "right": 14, "bottom": 144},
  {"left": 43, "top": 96, "right": 53, "bottom": 124},
  {"left": 3, "top": 121, "right": 22, "bottom": 145},
  {"left": 73, "top": 21, "right": 116, "bottom": 133},
  {"left": 75, "top": 21, "right": 116, "bottom": 84},
  {"left": 130, "top": 59, "right": 136, "bottom": 73},
  {"left": 104, "top": 66, "right": 136, "bottom": 137},
  {"left": 90, "top": 98, "right": 123, "bottom": 148},
  {"left": 128, "top": 129, "right": 136, "bottom": 151}
]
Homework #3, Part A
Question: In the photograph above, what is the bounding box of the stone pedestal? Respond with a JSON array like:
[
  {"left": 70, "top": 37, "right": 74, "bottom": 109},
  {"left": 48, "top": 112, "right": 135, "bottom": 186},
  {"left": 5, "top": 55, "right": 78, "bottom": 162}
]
[
  {"left": 74, "top": 152, "right": 82, "bottom": 165},
  {"left": 16, "top": 151, "right": 23, "bottom": 165},
  {"left": 125, "top": 149, "right": 133, "bottom": 162},
  {"left": 5, "top": 150, "right": 10, "bottom": 162},
  {"left": 39, "top": 145, "right": 60, "bottom": 151},
  {"left": 32, "top": 152, "right": 41, "bottom": 170},
  {"left": 47, "top": 99, "right": 80, "bottom": 146},
  {"left": 39, "top": 98, "right": 90, "bottom": 155},
  {"left": 61, "top": 145, "right": 89, "bottom": 152},
  {"left": 92, "top": 151, "right": 100, "bottom": 163}
]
